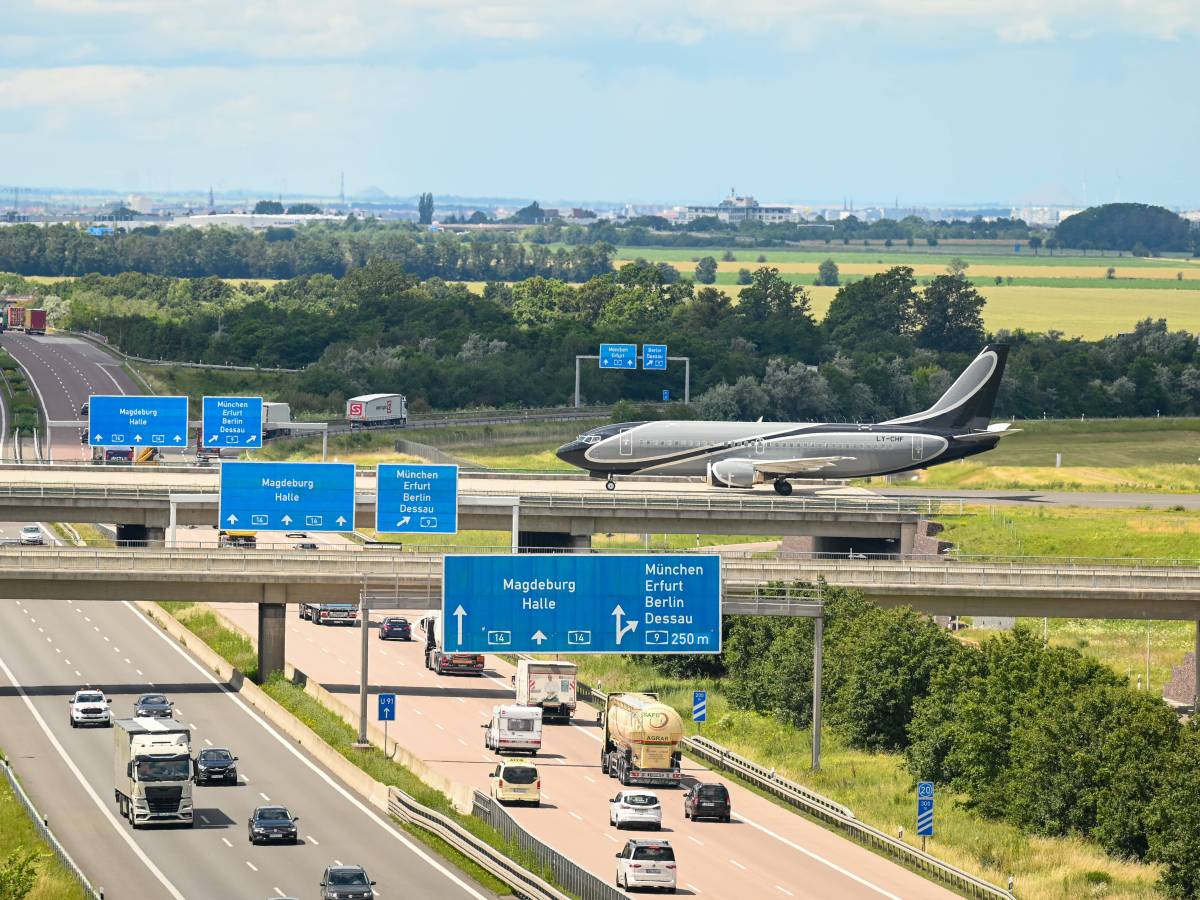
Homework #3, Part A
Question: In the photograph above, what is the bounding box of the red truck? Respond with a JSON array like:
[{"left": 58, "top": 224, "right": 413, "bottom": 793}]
[
  {"left": 26, "top": 308, "right": 46, "bottom": 335},
  {"left": 6, "top": 307, "right": 24, "bottom": 330}
]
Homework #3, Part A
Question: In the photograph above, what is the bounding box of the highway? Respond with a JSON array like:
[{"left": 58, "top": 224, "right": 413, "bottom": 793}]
[
  {"left": 0, "top": 523, "right": 493, "bottom": 900},
  {"left": 217, "top": 595, "right": 956, "bottom": 900}
]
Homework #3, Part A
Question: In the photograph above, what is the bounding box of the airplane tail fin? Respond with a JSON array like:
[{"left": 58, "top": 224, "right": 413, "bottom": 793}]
[{"left": 883, "top": 344, "right": 1009, "bottom": 432}]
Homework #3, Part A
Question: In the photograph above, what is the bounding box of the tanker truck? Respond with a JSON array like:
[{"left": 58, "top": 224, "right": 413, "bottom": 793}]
[{"left": 600, "top": 693, "right": 684, "bottom": 787}]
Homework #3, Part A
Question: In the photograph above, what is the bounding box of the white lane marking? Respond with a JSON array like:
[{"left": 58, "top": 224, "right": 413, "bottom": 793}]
[
  {"left": 307, "top": 835, "right": 319, "bottom": 845},
  {"left": 434, "top": 723, "right": 444, "bottom": 731},
  {"left": 37, "top": 626, "right": 44, "bottom": 633},
  {"left": 686, "top": 883, "right": 702, "bottom": 894},
  {"left": 124, "top": 658, "right": 131, "bottom": 664},
  {"left": 455, "top": 697, "right": 465, "bottom": 704},
  {"left": 730, "top": 859, "right": 746, "bottom": 870},
  {"left": 481, "top": 754, "right": 493, "bottom": 762},
  {"left": 189, "top": 722, "right": 197, "bottom": 729},
  {"left": 245, "top": 861, "right": 258, "bottom": 872},
  {"left": 456, "top": 738, "right": 467, "bottom": 747},
  {"left": 583, "top": 775, "right": 595, "bottom": 784},
  {"left": 568, "top": 811, "right": 583, "bottom": 821},
  {"left": 775, "top": 886, "right": 794, "bottom": 896},
  {"left": 379, "top": 650, "right": 387, "bottom": 656},
  {"left": 136, "top": 669, "right": 143, "bottom": 676},
  {"left": 121, "top": 601, "right": 488, "bottom": 899},
  {"left": 259, "top": 792, "right": 271, "bottom": 802},
  {"left": 221, "top": 837, "right": 232, "bottom": 847},
  {"left": 0, "top": 650, "right": 187, "bottom": 899},
  {"left": 198, "top": 814, "right": 209, "bottom": 824},
  {"left": 204, "top": 738, "right": 213, "bottom": 746},
  {"left": 55, "top": 648, "right": 61, "bottom": 655},
  {"left": 734, "top": 813, "right": 903, "bottom": 900},
  {"left": 64, "top": 659, "right": 70, "bottom": 665},
  {"left": 274, "top": 888, "right": 286, "bottom": 897},
  {"left": 84, "top": 616, "right": 91, "bottom": 622},
  {"left": 573, "top": 724, "right": 602, "bottom": 743},
  {"left": 336, "top": 657, "right": 345, "bottom": 665},
  {"left": 74, "top": 670, "right": 81, "bottom": 677},
  {"left": 688, "top": 835, "right": 704, "bottom": 846},
  {"left": 334, "top": 859, "right": 343, "bottom": 866},
  {"left": 603, "top": 833, "right": 618, "bottom": 843}
]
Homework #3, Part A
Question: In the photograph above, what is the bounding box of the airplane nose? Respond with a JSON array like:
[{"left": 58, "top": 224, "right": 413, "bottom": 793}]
[{"left": 556, "top": 440, "right": 587, "bottom": 468}]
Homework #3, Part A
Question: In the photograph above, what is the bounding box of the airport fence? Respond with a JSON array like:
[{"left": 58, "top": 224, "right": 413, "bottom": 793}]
[
  {"left": 472, "top": 790, "right": 627, "bottom": 900},
  {"left": 0, "top": 756, "right": 104, "bottom": 899}
]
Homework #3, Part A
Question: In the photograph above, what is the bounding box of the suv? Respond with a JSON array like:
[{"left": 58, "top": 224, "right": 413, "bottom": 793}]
[
  {"left": 194, "top": 748, "right": 239, "bottom": 784},
  {"left": 489, "top": 761, "right": 541, "bottom": 806},
  {"left": 683, "top": 782, "right": 731, "bottom": 822},
  {"left": 615, "top": 839, "right": 677, "bottom": 893},
  {"left": 609, "top": 790, "right": 662, "bottom": 830},
  {"left": 19, "top": 525, "right": 43, "bottom": 545},
  {"left": 377, "top": 617, "right": 411, "bottom": 641},
  {"left": 318, "top": 865, "right": 375, "bottom": 899},
  {"left": 68, "top": 689, "right": 111, "bottom": 727}
]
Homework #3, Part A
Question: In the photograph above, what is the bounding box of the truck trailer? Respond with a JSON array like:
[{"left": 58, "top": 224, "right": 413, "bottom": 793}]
[
  {"left": 513, "top": 659, "right": 577, "bottom": 724},
  {"left": 262, "top": 402, "right": 293, "bottom": 440},
  {"left": 6, "top": 306, "right": 24, "bottom": 331},
  {"left": 25, "top": 308, "right": 47, "bottom": 335},
  {"left": 600, "top": 693, "right": 684, "bottom": 787},
  {"left": 422, "top": 615, "right": 484, "bottom": 675},
  {"left": 113, "top": 718, "right": 193, "bottom": 827},
  {"left": 346, "top": 393, "right": 407, "bottom": 429}
]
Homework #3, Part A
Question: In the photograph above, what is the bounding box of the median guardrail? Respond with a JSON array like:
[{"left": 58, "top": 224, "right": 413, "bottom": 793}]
[
  {"left": 0, "top": 757, "right": 104, "bottom": 899},
  {"left": 575, "top": 682, "right": 1014, "bottom": 900}
]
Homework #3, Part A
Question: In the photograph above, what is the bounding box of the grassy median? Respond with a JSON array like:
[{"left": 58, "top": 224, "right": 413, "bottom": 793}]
[{"left": 0, "top": 756, "right": 92, "bottom": 900}]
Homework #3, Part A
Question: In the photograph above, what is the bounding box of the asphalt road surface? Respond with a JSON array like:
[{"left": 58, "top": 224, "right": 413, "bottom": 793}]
[{"left": 0, "top": 524, "right": 493, "bottom": 900}]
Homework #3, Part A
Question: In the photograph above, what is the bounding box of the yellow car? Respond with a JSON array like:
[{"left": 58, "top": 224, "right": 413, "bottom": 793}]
[{"left": 489, "top": 761, "right": 541, "bottom": 806}]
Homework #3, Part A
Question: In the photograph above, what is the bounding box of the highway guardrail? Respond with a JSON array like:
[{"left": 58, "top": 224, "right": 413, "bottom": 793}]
[{"left": 1, "top": 756, "right": 104, "bottom": 899}]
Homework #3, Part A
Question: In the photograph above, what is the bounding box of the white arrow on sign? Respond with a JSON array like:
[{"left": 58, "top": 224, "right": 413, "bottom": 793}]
[
  {"left": 335, "top": 516, "right": 347, "bottom": 526},
  {"left": 208, "top": 434, "right": 219, "bottom": 443},
  {"left": 453, "top": 605, "right": 467, "bottom": 645},
  {"left": 532, "top": 630, "right": 548, "bottom": 646},
  {"left": 93, "top": 433, "right": 103, "bottom": 442},
  {"left": 245, "top": 435, "right": 258, "bottom": 444},
  {"left": 396, "top": 516, "right": 411, "bottom": 527},
  {"left": 226, "top": 514, "right": 238, "bottom": 525},
  {"left": 172, "top": 435, "right": 183, "bottom": 442},
  {"left": 281, "top": 515, "right": 293, "bottom": 526},
  {"left": 132, "top": 434, "right": 143, "bottom": 443},
  {"left": 613, "top": 605, "right": 638, "bottom": 646}
]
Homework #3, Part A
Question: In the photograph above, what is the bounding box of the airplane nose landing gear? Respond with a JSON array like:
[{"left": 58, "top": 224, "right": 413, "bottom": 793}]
[
  {"left": 773, "top": 479, "right": 793, "bottom": 496},
  {"left": 605, "top": 477, "right": 616, "bottom": 491}
]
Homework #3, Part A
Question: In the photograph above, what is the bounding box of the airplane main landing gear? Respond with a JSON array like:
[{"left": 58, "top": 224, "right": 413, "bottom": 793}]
[
  {"left": 605, "top": 477, "right": 616, "bottom": 491},
  {"left": 773, "top": 479, "right": 793, "bottom": 496}
]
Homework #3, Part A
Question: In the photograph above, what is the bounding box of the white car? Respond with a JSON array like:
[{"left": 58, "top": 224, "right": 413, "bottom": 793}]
[
  {"left": 19, "top": 525, "right": 43, "bottom": 545},
  {"left": 609, "top": 790, "right": 662, "bottom": 830},
  {"left": 615, "top": 839, "right": 677, "bottom": 893},
  {"left": 68, "top": 689, "right": 112, "bottom": 727}
]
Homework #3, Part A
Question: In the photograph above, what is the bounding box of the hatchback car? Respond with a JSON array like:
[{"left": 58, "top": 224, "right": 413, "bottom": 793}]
[
  {"left": 134, "top": 693, "right": 173, "bottom": 718},
  {"left": 610, "top": 790, "right": 662, "bottom": 830},
  {"left": 19, "top": 525, "right": 43, "bottom": 545},
  {"left": 683, "top": 782, "right": 731, "bottom": 822},
  {"left": 194, "top": 748, "right": 239, "bottom": 784},
  {"left": 615, "top": 839, "right": 677, "bottom": 893},
  {"left": 68, "top": 689, "right": 111, "bottom": 727},
  {"left": 319, "top": 865, "right": 375, "bottom": 899},
  {"left": 247, "top": 805, "right": 298, "bottom": 844},
  {"left": 489, "top": 761, "right": 541, "bottom": 806},
  {"left": 377, "top": 616, "right": 412, "bottom": 641}
]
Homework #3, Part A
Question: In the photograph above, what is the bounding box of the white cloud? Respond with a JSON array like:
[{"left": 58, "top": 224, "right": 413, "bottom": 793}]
[
  {"left": 0, "top": 65, "right": 149, "bottom": 109},
  {"left": 998, "top": 17, "right": 1056, "bottom": 43}
]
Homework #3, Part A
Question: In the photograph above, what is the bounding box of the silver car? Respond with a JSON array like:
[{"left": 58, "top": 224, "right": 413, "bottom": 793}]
[
  {"left": 609, "top": 790, "right": 662, "bottom": 830},
  {"left": 19, "top": 525, "right": 43, "bottom": 545}
]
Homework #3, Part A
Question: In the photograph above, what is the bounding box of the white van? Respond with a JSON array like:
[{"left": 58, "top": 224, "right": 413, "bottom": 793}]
[{"left": 483, "top": 704, "right": 543, "bottom": 755}]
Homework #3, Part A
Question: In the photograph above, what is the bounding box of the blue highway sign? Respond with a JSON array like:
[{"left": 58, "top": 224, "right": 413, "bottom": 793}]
[
  {"left": 692, "top": 690, "right": 707, "bottom": 723},
  {"left": 377, "top": 693, "right": 396, "bottom": 722},
  {"left": 376, "top": 463, "right": 458, "bottom": 534},
  {"left": 642, "top": 344, "right": 668, "bottom": 370},
  {"left": 917, "top": 781, "right": 934, "bottom": 836},
  {"left": 218, "top": 461, "right": 356, "bottom": 532},
  {"left": 599, "top": 343, "right": 638, "bottom": 369},
  {"left": 202, "top": 396, "right": 263, "bottom": 447},
  {"left": 88, "top": 395, "right": 188, "bottom": 448},
  {"left": 662, "top": 389, "right": 670, "bottom": 402},
  {"left": 443, "top": 554, "right": 721, "bottom": 654}
]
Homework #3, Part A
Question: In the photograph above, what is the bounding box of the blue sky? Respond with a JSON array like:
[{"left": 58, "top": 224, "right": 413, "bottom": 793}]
[{"left": 1, "top": 1, "right": 1197, "bottom": 207}]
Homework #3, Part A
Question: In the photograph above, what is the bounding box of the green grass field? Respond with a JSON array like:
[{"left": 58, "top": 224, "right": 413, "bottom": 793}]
[{"left": 0, "top": 761, "right": 92, "bottom": 900}]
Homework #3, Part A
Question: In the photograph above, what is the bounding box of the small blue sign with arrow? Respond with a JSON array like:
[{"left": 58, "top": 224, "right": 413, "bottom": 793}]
[
  {"left": 202, "top": 396, "right": 263, "bottom": 447},
  {"left": 88, "top": 395, "right": 188, "bottom": 448},
  {"left": 377, "top": 692, "right": 396, "bottom": 722},
  {"left": 376, "top": 463, "right": 458, "bottom": 534},
  {"left": 218, "top": 461, "right": 356, "bottom": 532}
]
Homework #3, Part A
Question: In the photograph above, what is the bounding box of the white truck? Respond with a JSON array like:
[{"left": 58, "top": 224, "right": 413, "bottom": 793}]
[
  {"left": 113, "top": 718, "right": 194, "bottom": 828},
  {"left": 262, "top": 401, "right": 293, "bottom": 440},
  {"left": 513, "top": 659, "right": 577, "bottom": 724},
  {"left": 483, "top": 704, "right": 543, "bottom": 754},
  {"left": 346, "top": 393, "right": 407, "bottom": 429}
]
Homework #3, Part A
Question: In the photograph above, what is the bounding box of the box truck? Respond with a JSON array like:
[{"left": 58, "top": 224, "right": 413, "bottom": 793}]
[
  {"left": 262, "top": 402, "right": 293, "bottom": 440},
  {"left": 26, "top": 308, "right": 47, "bottom": 335},
  {"left": 346, "top": 393, "right": 407, "bottom": 429},
  {"left": 113, "top": 718, "right": 194, "bottom": 827},
  {"left": 513, "top": 659, "right": 577, "bottom": 723},
  {"left": 600, "top": 693, "right": 684, "bottom": 787},
  {"left": 6, "top": 307, "right": 24, "bottom": 330}
]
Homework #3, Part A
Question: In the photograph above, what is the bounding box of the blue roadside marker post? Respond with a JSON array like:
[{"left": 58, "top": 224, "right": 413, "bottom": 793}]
[
  {"left": 692, "top": 689, "right": 707, "bottom": 733},
  {"left": 378, "top": 692, "right": 396, "bottom": 749},
  {"left": 917, "top": 781, "right": 934, "bottom": 851}
]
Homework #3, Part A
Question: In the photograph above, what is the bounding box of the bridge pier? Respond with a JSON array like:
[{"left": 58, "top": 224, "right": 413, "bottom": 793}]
[{"left": 257, "top": 589, "right": 287, "bottom": 683}]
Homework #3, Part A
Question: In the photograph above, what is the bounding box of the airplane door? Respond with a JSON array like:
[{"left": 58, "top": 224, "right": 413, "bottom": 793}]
[
  {"left": 619, "top": 428, "right": 633, "bottom": 457},
  {"left": 754, "top": 438, "right": 765, "bottom": 456},
  {"left": 911, "top": 435, "right": 925, "bottom": 461}
]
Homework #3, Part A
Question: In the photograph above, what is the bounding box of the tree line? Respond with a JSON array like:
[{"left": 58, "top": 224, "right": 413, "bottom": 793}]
[{"left": 644, "top": 587, "right": 1200, "bottom": 898}]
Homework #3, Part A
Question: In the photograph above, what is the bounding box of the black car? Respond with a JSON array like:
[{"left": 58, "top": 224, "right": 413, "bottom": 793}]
[
  {"left": 194, "top": 748, "right": 239, "bottom": 784},
  {"left": 377, "top": 617, "right": 411, "bottom": 641},
  {"left": 134, "top": 693, "right": 173, "bottom": 718},
  {"left": 247, "top": 805, "right": 299, "bottom": 845},
  {"left": 319, "top": 865, "right": 375, "bottom": 899},
  {"left": 683, "top": 782, "right": 731, "bottom": 822}
]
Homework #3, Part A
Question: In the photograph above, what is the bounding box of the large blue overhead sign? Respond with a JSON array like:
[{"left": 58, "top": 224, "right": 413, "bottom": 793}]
[
  {"left": 376, "top": 463, "right": 458, "bottom": 534},
  {"left": 219, "top": 461, "right": 356, "bottom": 532},
  {"left": 642, "top": 344, "right": 668, "bottom": 370},
  {"left": 88, "top": 395, "right": 188, "bottom": 448},
  {"left": 202, "top": 396, "right": 263, "bottom": 447},
  {"left": 443, "top": 554, "right": 721, "bottom": 654},
  {"left": 599, "top": 343, "right": 638, "bottom": 369}
]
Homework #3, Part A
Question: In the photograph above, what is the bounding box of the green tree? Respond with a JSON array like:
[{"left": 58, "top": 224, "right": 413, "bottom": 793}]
[
  {"left": 822, "top": 266, "right": 917, "bottom": 351},
  {"left": 253, "top": 200, "right": 284, "bottom": 214},
  {"left": 946, "top": 256, "right": 969, "bottom": 276},
  {"left": 1055, "top": 203, "right": 1192, "bottom": 253},
  {"left": 417, "top": 192, "right": 435, "bottom": 225},
  {"left": 1028, "top": 235, "right": 1042, "bottom": 255},
  {"left": 0, "top": 848, "right": 39, "bottom": 900},
  {"left": 721, "top": 249, "right": 736, "bottom": 262},
  {"left": 694, "top": 256, "right": 718, "bottom": 284},
  {"left": 285, "top": 203, "right": 321, "bottom": 215},
  {"left": 912, "top": 274, "right": 986, "bottom": 353},
  {"left": 736, "top": 268, "right": 752, "bottom": 285},
  {"left": 816, "top": 258, "right": 839, "bottom": 286},
  {"left": 1149, "top": 724, "right": 1200, "bottom": 897}
]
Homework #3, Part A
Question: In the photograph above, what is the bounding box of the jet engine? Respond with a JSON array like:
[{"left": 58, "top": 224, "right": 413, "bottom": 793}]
[{"left": 706, "top": 458, "right": 762, "bottom": 489}]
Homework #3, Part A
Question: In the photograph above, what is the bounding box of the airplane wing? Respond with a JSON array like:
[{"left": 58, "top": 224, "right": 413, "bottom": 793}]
[{"left": 754, "top": 456, "right": 855, "bottom": 476}]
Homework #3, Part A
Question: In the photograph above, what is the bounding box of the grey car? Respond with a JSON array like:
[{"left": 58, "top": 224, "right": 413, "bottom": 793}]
[
  {"left": 319, "top": 865, "right": 375, "bottom": 899},
  {"left": 134, "top": 693, "right": 173, "bottom": 718},
  {"left": 194, "top": 748, "right": 238, "bottom": 784},
  {"left": 247, "top": 805, "right": 298, "bottom": 845}
]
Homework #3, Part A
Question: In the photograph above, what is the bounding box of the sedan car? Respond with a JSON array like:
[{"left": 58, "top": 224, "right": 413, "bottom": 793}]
[
  {"left": 377, "top": 617, "right": 411, "bottom": 641},
  {"left": 134, "top": 693, "right": 173, "bottom": 718},
  {"left": 194, "top": 748, "right": 239, "bottom": 784},
  {"left": 293, "top": 541, "right": 319, "bottom": 550},
  {"left": 247, "top": 805, "right": 298, "bottom": 844},
  {"left": 610, "top": 790, "right": 662, "bottom": 830},
  {"left": 683, "top": 782, "right": 731, "bottom": 822},
  {"left": 319, "top": 865, "right": 375, "bottom": 899},
  {"left": 19, "top": 525, "right": 43, "bottom": 545},
  {"left": 616, "top": 839, "right": 677, "bottom": 894},
  {"left": 68, "top": 689, "right": 111, "bottom": 727}
]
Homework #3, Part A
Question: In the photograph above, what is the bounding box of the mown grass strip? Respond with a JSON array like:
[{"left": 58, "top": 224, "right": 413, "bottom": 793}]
[{"left": 0, "top": 756, "right": 92, "bottom": 900}]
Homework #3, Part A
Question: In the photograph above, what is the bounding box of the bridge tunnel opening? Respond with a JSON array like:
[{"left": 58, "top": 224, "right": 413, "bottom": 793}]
[
  {"left": 516, "top": 531, "right": 592, "bottom": 553},
  {"left": 115, "top": 524, "right": 165, "bottom": 547}
]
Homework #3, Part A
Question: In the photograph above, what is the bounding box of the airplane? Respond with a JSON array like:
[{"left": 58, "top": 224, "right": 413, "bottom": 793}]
[{"left": 556, "top": 343, "right": 1017, "bottom": 494}]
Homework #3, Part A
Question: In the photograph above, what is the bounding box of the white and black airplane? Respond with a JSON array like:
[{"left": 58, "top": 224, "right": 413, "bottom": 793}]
[{"left": 556, "top": 344, "right": 1017, "bottom": 494}]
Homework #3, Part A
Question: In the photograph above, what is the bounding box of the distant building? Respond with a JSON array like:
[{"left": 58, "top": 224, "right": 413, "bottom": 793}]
[
  {"left": 1011, "top": 206, "right": 1083, "bottom": 226},
  {"left": 165, "top": 212, "right": 342, "bottom": 230},
  {"left": 125, "top": 194, "right": 155, "bottom": 215},
  {"left": 680, "top": 191, "right": 804, "bottom": 225}
]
